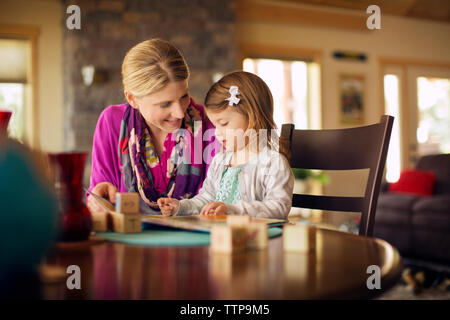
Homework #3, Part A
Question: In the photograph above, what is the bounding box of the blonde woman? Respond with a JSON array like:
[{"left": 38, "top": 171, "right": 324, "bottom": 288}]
[
  {"left": 87, "top": 39, "right": 219, "bottom": 214},
  {"left": 158, "top": 71, "right": 294, "bottom": 219}
]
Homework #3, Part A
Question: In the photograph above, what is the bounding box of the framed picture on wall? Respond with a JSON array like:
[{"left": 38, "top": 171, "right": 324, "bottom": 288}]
[{"left": 339, "top": 74, "right": 364, "bottom": 125}]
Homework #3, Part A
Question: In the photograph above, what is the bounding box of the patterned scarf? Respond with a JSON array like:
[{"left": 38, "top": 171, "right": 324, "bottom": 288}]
[{"left": 118, "top": 101, "right": 210, "bottom": 211}]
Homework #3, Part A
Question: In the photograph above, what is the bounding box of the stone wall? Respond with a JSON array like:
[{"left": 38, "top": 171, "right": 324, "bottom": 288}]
[{"left": 62, "top": 0, "right": 236, "bottom": 152}]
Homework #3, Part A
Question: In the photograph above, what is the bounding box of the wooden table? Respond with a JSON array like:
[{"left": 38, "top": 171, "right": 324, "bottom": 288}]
[{"left": 42, "top": 227, "right": 403, "bottom": 300}]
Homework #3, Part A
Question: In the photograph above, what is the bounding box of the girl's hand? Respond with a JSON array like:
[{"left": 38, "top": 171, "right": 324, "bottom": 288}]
[
  {"left": 157, "top": 198, "right": 179, "bottom": 216},
  {"left": 87, "top": 182, "right": 117, "bottom": 213},
  {"left": 200, "top": 201, "right": 227, "bottom": 216}
]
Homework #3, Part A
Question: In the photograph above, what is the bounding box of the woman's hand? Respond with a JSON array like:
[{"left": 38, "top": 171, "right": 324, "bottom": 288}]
[
  {"left": 200, "top": 201, "right": 227, "bottom": 216},
  {"left": 87, "top": 182, "right": 117, "bottom": 213},
  {"left": 157, "top": 198, "right": 179, "bottom": 216}
]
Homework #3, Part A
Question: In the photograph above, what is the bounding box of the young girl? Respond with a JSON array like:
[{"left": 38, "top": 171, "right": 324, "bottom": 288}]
[{"left": 157, "top": 71, "right": 294, "bottom": 219}]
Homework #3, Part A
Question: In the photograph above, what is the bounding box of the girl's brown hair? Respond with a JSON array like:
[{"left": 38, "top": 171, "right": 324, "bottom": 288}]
[
  {"left": 205, "top": 71, "right": 276, "bottom": 131},
  {"left": 204, "top": 71, "right": 279, "bottom": 150},
  {"left": 122, "top": 39, "right": 189, "bottom": 98}
]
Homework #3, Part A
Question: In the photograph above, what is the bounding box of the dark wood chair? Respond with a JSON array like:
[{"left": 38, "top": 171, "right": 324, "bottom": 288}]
[{"left": 280, "top": 115, "right": 394, "bottom": 237}]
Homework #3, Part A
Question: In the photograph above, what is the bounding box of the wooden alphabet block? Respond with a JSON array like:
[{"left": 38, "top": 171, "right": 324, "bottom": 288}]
[
  {"left": 246, "top": 223, "right": 268, "bottom": 249},
  {"left": 91, "top": 211, "right": 110, "bottom": 232},
  {"left": 115, "top": 192, "right": 140, "bottom": 214},
  {"left": 283, "top": 225, "right": 316, "bottom": 253},
  {"left": 226, "top": 214, "right": 251, "bottom": 227},
  {"left": 110, "top": 211, "right": 141, "bottom": 233},
  {"left": 210, "top": 225, "right": 247, "bottom": 254}
]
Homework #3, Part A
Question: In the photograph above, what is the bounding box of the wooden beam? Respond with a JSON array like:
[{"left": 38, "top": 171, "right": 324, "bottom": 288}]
[
  {"left": 237, "top": 42, "right": 322, "bottom": 67},
  {"left": 378, "top": 56, "right": 450, "bottom": 69},
  {"left": 0, "top": 24, "right": 40, "bottom": 39},
  {"left": 399, "top": 0, "right": 420, "bottom": 16},
  {"left": 236, "top": 0, "right": 367, "bottom": 31}
]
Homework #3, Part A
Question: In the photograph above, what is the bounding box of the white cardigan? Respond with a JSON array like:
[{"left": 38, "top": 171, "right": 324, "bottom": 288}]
[{"left": 176, "top": 148, "right": 294, "bottom": 219}]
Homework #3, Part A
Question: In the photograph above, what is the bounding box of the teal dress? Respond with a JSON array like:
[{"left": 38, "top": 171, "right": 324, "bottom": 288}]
[{"left": 215, "top": 165, "right": 246, "bottom": 204}]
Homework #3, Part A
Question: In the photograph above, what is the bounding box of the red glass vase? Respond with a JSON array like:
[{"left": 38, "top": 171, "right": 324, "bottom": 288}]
[
  {"left": 0, "top": 110, "right": 12, "bottom": 137},
  {"left": 48, "top": 152, "right": 92, "bottom": 242}
]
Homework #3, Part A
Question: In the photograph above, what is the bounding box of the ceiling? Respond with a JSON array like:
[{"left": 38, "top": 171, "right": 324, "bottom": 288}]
[{"left": 268, "top": 0, "right": 450, "bottom": 23}]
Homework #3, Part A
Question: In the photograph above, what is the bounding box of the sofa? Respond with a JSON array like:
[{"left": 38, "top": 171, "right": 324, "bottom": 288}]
[{"left": 374, "top": 154, "right": 450, "bottom": 267}]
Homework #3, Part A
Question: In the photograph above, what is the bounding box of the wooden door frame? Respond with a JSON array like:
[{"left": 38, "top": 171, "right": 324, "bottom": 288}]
[
  {"left": 378, "top": 57, "right": 450, "bottom": 168},
  {"left": 237, "top": 43, "right": 324, "bottom": 129},
  {"left": 0, "top": 23, "right": 40, "bottom": 148}
]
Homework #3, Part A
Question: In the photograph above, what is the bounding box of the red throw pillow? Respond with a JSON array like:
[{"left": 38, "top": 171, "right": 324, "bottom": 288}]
[{"left": 388, "top": 169, "right": 436, "bottom": 196}]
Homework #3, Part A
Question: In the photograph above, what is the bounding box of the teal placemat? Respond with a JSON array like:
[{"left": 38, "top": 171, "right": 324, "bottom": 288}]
[{"left": 96, "top": 227, "right": 282, "bottom": 247}]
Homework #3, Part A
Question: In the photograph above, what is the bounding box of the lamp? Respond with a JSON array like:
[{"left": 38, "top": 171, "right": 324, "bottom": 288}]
[{"left": 81, "top": 65, "right": 108, "bottom": 86}]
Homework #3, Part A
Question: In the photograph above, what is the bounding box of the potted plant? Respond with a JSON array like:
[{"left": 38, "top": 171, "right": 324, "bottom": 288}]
[{"left": 291, "top": 168, "right": 329, "bottom": 194}]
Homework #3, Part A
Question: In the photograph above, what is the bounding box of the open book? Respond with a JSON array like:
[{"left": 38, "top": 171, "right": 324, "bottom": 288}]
[
  {"left": 85, "top": 188, "right": 287, "bottom": 232},
  {"left": 141, "top": 214, "right": 287, "bottom": 233}
]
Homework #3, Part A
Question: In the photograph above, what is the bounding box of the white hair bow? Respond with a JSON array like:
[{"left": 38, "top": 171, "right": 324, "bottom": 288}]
[{"left": 225, "top": 86, "right": 240, "bottom": 106}]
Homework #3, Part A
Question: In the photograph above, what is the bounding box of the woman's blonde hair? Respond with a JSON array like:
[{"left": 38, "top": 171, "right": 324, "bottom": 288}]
[
  {"left": 122, "top": 39, "right": 189, "bottom": 98},
  {"left": 204, "top": 71, "right": 278, "bottom": 149}
]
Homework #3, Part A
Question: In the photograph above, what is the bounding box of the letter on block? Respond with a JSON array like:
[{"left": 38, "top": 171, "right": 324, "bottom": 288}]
[
  {"left": 115, "top": 192, "right": 140, "bottom": 214},
  {"left": 210, "top": 225, "right": 247, "bottom": 253},
  {"left": 283, "top": 225, "right": 316, "bottom": 253},
  {"left": 226, "top": 215, "right": 251, "bottom": 227},
  {"left": 110, "top": 211, "right": 141, "bottom": 233},
  {"left": 91, "top": 211, "right": 110, "bottom": 232},
  {"left": 246, "top": 223, "right": 268, "bottom": 249}
]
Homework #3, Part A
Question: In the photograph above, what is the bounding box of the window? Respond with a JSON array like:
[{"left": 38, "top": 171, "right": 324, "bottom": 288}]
[
  {"left": 384, "top": 74, "right": 401, "bottom": 182},
  {"left": 243, "top": 58, "right": 320, "bottom": 132},
  {"left": 416, "top": 77, "right": 450, "bottom": 156},
  {"left": 0, "top": 38, "right": 30, "bottom": 142},
  {"left": 0, "top": 83, "right": 25, "bottom": 140}
]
